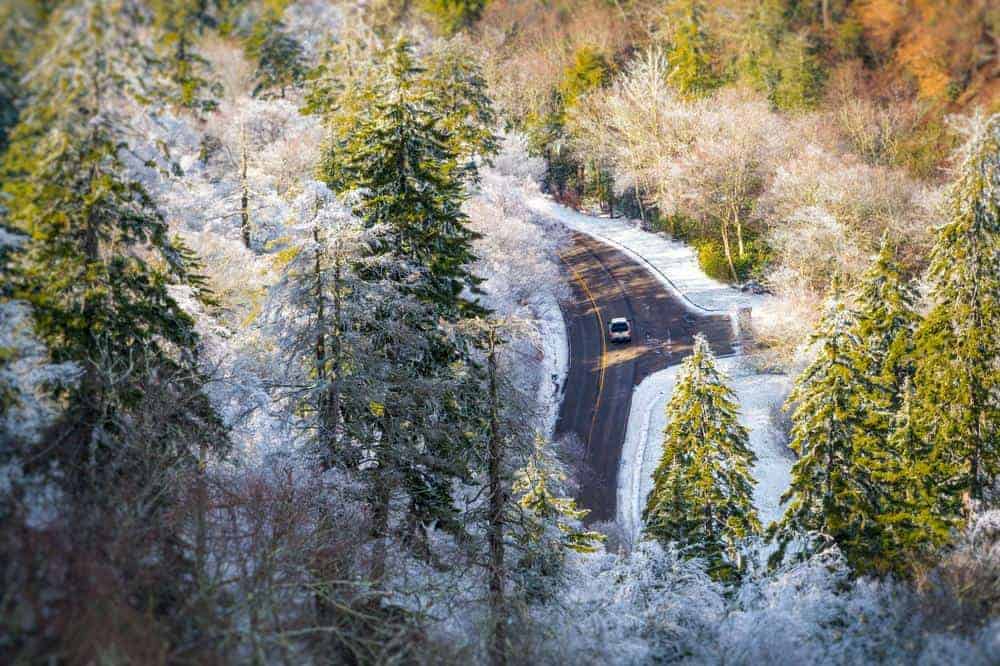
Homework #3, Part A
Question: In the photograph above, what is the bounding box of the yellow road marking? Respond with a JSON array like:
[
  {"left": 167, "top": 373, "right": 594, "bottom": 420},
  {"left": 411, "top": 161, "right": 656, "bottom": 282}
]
[{"left": 560, "top": 250, "right": 607, "bottom": 449}]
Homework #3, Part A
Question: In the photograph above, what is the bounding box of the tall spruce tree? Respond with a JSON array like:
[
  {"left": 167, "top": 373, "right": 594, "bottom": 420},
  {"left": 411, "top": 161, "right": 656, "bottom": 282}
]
[
  {"left": 151, "top": 0, "right": 220, "bottom": 112},
  {"left": 666, "top": 0, "right": 718, "bottom": 99},
  {"left": 852, "top": 235, "right": 921, "bottom": 405},
  {"left": 3, "top": 0, "right": 225, "bottom": 492},
  {"left": 330, "top": 38, "right": 485, "bottom": 319},
  {"left": 868, "top": 381, "right": 959, "bottom": 574},
  {"left": 245, "top": 9, "right": 305, "bottom": 99},
  {"left": 769, "top": 282, "right": 884, "bottom": 572},
  {"left": 643, "top": 335, "right": 759, "bottom": 580},
  {"left": 914, "top": 113, "right": 1000, "bottom": 505},
  {"left": 849, "top": 238, "right": 956, "bottom": 575}
]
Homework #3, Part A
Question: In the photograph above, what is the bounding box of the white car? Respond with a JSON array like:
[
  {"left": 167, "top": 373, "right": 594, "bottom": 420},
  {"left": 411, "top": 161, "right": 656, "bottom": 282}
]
[{"left": 608, "top": 317, "right": 632, "bottom": 343}]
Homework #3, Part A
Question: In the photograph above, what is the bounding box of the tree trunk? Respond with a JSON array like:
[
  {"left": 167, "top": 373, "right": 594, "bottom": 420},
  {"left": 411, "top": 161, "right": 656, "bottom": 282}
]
[
  {"left": 821, "top": 0, "right": 831, "bottom": 31},
  {"left": 371, "top": 416, "right": 393, "bottom": 583},
  {"left": 721, "top": 220, "right": 738, "bottom": 283},
  {"left": 486, "top": 329, "right": 508, "bottom": 666},
  {"left": 240, "top": 123, "right": 251, "bottom": 249},
  {"left": 733, "top": 206, "right": 745, "bottom": 259}
]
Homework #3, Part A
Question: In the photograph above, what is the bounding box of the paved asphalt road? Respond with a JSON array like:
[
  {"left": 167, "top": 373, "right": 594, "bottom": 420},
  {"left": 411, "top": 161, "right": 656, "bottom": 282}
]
[{"left": 555, "top": 231, "right": 735, "bottom": 523}]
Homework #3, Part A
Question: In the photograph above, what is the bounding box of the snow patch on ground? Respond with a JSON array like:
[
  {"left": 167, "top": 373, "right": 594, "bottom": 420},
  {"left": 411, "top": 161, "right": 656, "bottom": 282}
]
[
  {"left": 618, "top": 359, "right": 793, "bottom": 542},
  {"left": 536, "top": 291, "right": 569, "bottom": 439}
]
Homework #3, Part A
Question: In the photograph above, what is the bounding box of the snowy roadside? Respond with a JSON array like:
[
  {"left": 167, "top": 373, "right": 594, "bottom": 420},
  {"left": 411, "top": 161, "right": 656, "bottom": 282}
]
[
  {"left": 522, "top": 194, "right": 769, "bottom": 315},
  {"left": 521, "top": 193, "right": 792, "bottom": 542}
]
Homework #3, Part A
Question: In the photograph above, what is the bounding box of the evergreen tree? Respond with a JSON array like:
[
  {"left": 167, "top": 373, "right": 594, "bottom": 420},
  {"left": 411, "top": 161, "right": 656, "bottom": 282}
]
[
  {"left": 514, "top": 435, "right": 605, "bottom": 556},
  {"left": 847, "top": 236, "right": 954, "bottom": 575},
  {"left": 245, "top": 10, "right": 305, "bottom": 99},
  {"left": 3, "top": 0, "right": 225, "bottom": 492},
  {"left": 423, "top": 41, "right": 499, "bottom": 169},
  {"left": 852, "top": 234, "right": 921, "bottom": 404},
  {"left": 644, "top": 335, "right": 759, "bottom": 580},
  {"left": 558, "top": 46, "right": 611, "bottom": 110},
  {"left": 151, "top": 0, "right": 221, "bottom": 112},
  {"left": 666, "top": 0, "right": 718, "bottom": 99},
  {"left": 915, "top": 114, "right": 1000, "bottom": 504},
  {"left": 420, "top": 0, "right": 487, "bottom": 35},
  {"left": 769, "top": 283, "right": 884, "bottom": 572},
  {"left": 270, "top": 182, "right": 365, "bottom": 466},
  {"left": 331, "top": 39, "right": 484, "bottom": 319},
  {"left": 868, "top": 381, "right": 960, "bottom": 574}
]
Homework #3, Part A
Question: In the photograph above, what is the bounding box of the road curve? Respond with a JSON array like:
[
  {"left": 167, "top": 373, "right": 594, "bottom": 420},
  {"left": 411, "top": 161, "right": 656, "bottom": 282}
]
[{"left": 555, "top": 231, "right": 734, "bottom": 523}]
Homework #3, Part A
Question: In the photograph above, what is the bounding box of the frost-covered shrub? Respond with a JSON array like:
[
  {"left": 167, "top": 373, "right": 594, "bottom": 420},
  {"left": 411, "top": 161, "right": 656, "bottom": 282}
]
[{"left": 914, "top": 511, "right": 1000, "bottom": 636}]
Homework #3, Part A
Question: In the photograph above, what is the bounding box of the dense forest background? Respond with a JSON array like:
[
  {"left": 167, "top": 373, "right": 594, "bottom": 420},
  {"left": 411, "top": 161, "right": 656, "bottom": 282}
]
[{"left": 1, "top": 1, "right": 998, "bottom": 664}]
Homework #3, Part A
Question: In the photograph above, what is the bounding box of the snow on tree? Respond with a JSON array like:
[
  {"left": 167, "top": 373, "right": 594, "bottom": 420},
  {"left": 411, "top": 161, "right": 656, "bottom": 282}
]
[
  {"left": 151, "top": 0, "right": 220, "bottom": 112},
  {"left": 914, "top": 112, "right": 1000, "bottom": 504},
  {"left": 244, "top": 8, "right": 305, "bottom": 99},
  {"left": 643, "top": 334, "right": 760, "bottom": 581},
  {"left": 3, "top": 0, "right": 225, "bottom": 493},
  {"left": 329, "top": 38, "right": 484, "bottom": 319},
  {"left": 769, "top": 281, "right": 885, "bottom": 573},
  {"left": 846, "top": 235, "right": 953, "bottom": 575}
]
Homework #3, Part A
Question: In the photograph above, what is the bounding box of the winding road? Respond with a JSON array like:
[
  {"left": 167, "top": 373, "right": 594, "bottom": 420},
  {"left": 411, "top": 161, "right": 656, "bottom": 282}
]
[{"left": 555, "top": 231, "right": 735, "bottom": 523}]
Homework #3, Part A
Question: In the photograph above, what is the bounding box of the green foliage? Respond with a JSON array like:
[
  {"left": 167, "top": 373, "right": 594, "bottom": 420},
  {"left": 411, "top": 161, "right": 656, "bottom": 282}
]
[
  {"left": 665, "top": 0, "right": 718, "bottom": 98},
  {"left": 914, "top": 114, "right": 1000, "bottom": 504},
  {"left": 559, "top": 46, "right": 611, "bottom": 109},
  {"left": 245, "top": 9, "right": 305, "bottom": 98},
  {"left": 423, "top": 40, "right": 499, "bottom": 165},
  {"left": 514, "top": 435, "right": 605, "bottom": 555},
  {"left": 768, "top": 32, "right": 826, "bottom": 111},
  {"left": 321, "top": 38, "right": 486, "bottom": 318},
  {"left": 695, "top": 239, "right": 767, "bottom": 283},
  {"left": 420, "top": 0, "right": 487, "bottom": 34},
  {"left": 3, "top": 0, "right": 226, "bottom": 492},
  {"left": 151, "top": 0, "right": 221, "bottom": 112},
  {"left": 735, "top": 2, "right": 826, "bottom": 111},
  {"left": 769, "top": 284, "right": 885, "bottom": 573},
  {"left": 644, "top": 335, "right": 760, "bottom": 581},
  {"left": 850, "top": 238, "right": 955, "bottom": 575}
]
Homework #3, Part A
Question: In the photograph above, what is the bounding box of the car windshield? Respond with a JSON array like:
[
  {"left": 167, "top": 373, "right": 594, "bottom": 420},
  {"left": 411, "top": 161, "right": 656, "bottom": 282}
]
[{"left": 610, "top": 322, "right": 629, "bottom": 332}]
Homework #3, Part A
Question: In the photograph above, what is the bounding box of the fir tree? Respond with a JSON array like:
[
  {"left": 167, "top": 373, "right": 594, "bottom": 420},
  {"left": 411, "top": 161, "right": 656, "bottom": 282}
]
[
  {"left": 151, "top": 0, "right": 221, "bottom": 112},
  {"left": 666, "top": 0, "right": 718, "bottom": 99},
  {"left": 423, "top": 41, "right": 499, "bottom": 169},
  {"left": 245, "top": 10, "right": 305, "bottom": 99},
  {"left": 515, "top": 435, "right": 605, "bottom": 556},
  {"left": 3, "top": 0, "right": 225, "bottom": 492},
  {"left": 331, "top": 38, "right": 484, "bottom": 319},
  {"left": 769, "top": 283, "right": 884, "bottom": 573},
  {"left": 868, "top": 381, "right": 960, "bottom": 574},
  {"left": 914, "top": 113, "right": 1000, "bottom": 504},
  {"left": 643, "top": 335, "right": 759, "bottom": 580},
  {"left": 847, "top": 236, "right": 953, "bottom": 575},
  {"left": 852, "top": 234, "right": 921, "bottom": 405}
]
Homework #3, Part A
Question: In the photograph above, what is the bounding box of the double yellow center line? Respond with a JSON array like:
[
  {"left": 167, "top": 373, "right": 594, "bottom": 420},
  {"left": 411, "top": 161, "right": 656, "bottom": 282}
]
[{"left": 559, "top": 251, "right": 607, "bottom": 449}]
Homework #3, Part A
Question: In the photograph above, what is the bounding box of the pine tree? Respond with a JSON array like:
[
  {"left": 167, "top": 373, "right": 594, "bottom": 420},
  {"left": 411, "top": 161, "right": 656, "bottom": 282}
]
[
  {"left": 515, "top": 434, "right": 605, "bottom": 556},
  {"left": 666, "top": 0, "right": 718, "bottom": 99},
  {"left": 643, "top": 335, "right": 759, "bottom": 581},
  {"left": 914, "top": 113, "right": 1000, "bottom": 504},
  {"left": 868, "top": 381, "right": 960, "bottom": 574},
  {"left": 151, "top": 0, "right": 221, "bottom": 112},
  {"left": 245, "top": 10, "right": 305, "bottom": 99},
  {"left": 3, "top": 0, "right": 225, "bottom": 492},
  {"left": 769, "top": 283, "right": 884, "bottom": 572},
  {"left": 271, "top": 182, "right": 365, "bottom": 466},
  {"left": 847, "top": 237, "right": 954, "bottom": 575},
  {"left": 423, "top": 41, "right": 499, "bottom": 169},
  {"left": 852, "top": 234, "right": 921, "bottom": 405},
  {"left": 331, "top": 38, "right": 485, "bottom": 319}
]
